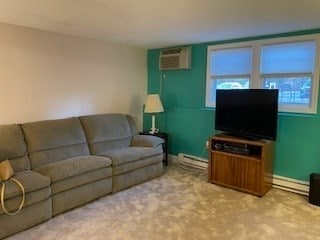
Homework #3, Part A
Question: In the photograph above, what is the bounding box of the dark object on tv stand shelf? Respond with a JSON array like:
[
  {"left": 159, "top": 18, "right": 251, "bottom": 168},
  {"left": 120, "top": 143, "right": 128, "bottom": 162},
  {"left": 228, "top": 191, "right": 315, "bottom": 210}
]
[
  {"left": 223, "top": 145, "right": 249, "bottom": 155},
  {"left": 309, "top": 173, "right": 320, "bottom": 206}
]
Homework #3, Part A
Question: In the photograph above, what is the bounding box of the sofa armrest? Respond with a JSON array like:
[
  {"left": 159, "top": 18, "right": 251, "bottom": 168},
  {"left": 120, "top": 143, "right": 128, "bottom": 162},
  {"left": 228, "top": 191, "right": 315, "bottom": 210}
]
[{"left": 131, "top": 135, "right": 164, "bottom": 148}]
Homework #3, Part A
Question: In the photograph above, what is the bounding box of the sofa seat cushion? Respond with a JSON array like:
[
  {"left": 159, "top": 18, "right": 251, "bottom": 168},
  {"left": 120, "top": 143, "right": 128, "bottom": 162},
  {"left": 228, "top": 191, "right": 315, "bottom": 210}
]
[
  {"left": 114, "top": 154, "right": 163, "bottom": 175},
  {"left": 34, "top": 156, "right": 112, "bottom": 183},
  {"left": 2, "top": 170, "right": 50, "bottom": 200},
  {"left": 0, "top": 185, "right": 51, "bottom": 215},
  {"left": 51, "top": 167, "right": 113, "bottom": 194},
  {"left": 0, "top": 170, "right": 51, "bottom": 215},
  {"left": 100, "top": 147, "right": 163, "bottom": 166}
]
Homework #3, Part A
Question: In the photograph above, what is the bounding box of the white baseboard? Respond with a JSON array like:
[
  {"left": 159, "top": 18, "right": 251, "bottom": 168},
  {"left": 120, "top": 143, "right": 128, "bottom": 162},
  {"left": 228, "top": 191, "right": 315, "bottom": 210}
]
[
  {"left": 173, "top": 153, "right": 310, "bottom": 196},
  {"left": 171, "top": 153, "right": 208, "bottom": 170},
  {"left": 272, "top": 175, "right": 309, "bottom": 196}
]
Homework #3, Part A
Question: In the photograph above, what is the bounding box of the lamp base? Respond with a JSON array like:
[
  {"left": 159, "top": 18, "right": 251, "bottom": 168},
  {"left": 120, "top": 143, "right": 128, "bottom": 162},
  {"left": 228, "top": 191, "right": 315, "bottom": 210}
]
[
  {"left": 149, "top": 114, "right": 159, "bottom": 134},
  {"left": 149, "top": 128, "right": 159, "bottom": 134}
]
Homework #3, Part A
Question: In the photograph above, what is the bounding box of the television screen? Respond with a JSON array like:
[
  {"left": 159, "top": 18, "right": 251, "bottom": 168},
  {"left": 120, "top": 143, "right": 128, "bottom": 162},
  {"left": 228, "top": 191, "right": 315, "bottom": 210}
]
[{"left": 215, "top": 89, "right": 279, "bottom": 140}]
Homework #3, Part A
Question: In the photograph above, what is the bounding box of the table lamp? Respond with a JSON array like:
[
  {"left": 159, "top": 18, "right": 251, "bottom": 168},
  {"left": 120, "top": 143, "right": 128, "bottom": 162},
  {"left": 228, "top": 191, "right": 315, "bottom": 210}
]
[{"left": 144, "top": 94, "right": 164, "bottom": 134}]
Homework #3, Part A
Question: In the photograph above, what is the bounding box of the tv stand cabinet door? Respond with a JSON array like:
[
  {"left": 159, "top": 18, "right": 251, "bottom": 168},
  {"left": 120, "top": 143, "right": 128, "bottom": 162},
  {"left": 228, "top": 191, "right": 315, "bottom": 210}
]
[
  {"left": 233, "top": 156, "right": 262, "bottom": 194},
  {"left": 211, "top": 152, "right": 234, "bottom": 186},
  {"left": 211, "top": 152, "right": 262, "bottom": 196}
]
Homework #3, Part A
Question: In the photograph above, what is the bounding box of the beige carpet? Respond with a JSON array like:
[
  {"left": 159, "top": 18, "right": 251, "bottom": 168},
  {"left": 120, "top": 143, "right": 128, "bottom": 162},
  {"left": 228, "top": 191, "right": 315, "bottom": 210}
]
[{"left": 5, "top": 163, "right": 320, "bottom": 240}]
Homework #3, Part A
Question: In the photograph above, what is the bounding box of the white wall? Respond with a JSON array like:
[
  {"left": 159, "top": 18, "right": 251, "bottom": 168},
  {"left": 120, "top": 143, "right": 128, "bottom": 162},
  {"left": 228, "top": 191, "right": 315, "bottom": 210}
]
[{"left": 0, "top": 23, "right": 147, "bottom": 129}]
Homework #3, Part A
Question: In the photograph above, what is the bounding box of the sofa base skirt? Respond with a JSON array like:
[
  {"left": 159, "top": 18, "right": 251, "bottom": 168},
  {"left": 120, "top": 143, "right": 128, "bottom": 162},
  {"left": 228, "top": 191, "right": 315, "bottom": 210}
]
[
  {"left": 0, "top": 197, "right": 52, "bottom": 239},
  {"left": 113, "top": 161, "right": 163, "bottom": 192},
  {"left": 52, "top": 177, "right": 112, "bottom": 216}
]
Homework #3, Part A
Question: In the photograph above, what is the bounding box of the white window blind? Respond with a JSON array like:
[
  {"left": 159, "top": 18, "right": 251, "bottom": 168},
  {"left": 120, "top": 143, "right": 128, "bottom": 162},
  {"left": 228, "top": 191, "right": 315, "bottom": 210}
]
[
  {"left": 261, "top": 41, "right": 316, "bottom": 74},
  {"left": 210, "top": 47, "right": 252, "bottom": 76}
]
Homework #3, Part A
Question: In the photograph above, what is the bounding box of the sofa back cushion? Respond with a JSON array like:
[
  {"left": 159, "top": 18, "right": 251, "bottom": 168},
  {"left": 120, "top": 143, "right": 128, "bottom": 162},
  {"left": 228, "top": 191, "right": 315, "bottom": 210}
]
[
  {"left": 126, "top": 114, "right": 139, "bottom": 136},
  {"left": 22, "top": 118, "right": 90, "bottom": 168},
  {"left": 80, "top": 114, "right": 137, "bottom": 154},
  {"left": 0, "top": 124, "right": 30, "bottom": 172}
]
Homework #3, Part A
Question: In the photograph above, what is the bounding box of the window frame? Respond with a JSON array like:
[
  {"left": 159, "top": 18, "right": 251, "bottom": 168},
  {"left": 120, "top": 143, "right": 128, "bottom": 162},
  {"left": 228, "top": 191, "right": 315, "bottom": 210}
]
[
  {"left": 206, "top": 34, "right": 320, "bottom": 114},
  {"left": 206, "top": 42, "right": 255, "bottom": 108}
]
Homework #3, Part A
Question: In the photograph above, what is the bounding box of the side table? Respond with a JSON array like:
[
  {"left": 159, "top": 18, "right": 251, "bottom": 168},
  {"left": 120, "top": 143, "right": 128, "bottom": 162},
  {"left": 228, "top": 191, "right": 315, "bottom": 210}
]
[{"left": 140, "top": 131, "right": 169, "bottom": 166}]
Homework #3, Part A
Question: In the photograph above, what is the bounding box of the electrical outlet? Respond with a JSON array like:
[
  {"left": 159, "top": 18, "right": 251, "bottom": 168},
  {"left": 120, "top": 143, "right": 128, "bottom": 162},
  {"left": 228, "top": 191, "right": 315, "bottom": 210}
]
[{"left": 205, "top": 140, "right": 209, "bottom": 149}]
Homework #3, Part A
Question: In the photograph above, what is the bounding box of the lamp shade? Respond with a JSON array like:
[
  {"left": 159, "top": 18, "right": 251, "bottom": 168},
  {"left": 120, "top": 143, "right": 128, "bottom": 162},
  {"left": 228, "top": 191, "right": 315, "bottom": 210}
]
[{"left": 144, "top": 94, "right": 164, "bottom": 113}]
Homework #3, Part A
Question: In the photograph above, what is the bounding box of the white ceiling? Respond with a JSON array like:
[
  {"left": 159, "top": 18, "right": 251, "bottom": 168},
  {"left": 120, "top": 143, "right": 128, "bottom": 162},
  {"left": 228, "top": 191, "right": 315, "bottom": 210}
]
[{"left": 0, "top": 0, "right": 320, "bottom": 49}]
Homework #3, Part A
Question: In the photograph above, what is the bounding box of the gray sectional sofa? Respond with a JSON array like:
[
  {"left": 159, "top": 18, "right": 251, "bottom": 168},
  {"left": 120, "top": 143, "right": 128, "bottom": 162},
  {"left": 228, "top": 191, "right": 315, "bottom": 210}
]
[{"left": 0, "top": 113, "right": 164, "bottom": 239}]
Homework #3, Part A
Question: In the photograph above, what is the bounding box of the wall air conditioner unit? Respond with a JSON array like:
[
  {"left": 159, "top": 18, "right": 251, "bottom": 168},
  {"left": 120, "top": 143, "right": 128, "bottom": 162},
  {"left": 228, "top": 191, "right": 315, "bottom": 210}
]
[{"left": 159, "top": 46, "right": 191, "bottom": 70}]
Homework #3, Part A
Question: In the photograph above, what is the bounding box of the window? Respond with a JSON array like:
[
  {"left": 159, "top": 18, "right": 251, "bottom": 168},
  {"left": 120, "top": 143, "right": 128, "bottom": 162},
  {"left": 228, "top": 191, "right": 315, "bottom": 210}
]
[
  {"left": 260, "top": 41, "right": 316, "bottom": 112},
  {"left": 206, "top": 44, "right": 252, "bottom": 107},
  {"left": 206, "top": 35, "right": 320, "bottom": 114}
]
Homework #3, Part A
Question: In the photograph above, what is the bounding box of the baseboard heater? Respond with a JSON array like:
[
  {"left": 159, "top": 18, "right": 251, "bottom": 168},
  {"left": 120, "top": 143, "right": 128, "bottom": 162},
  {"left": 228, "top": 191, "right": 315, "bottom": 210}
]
[
  {"left": 176, "top": 153, "right": 309, "bottom": 196},
  {"left": 177, "top": 153, "right": 208, "bottom": 170},
  {"left": 272, "top": 175, "right": 309, "bottom": 196}
]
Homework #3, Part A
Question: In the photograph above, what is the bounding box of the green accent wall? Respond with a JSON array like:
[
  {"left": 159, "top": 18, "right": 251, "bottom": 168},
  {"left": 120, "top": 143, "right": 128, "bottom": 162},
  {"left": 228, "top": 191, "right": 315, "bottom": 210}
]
[{"left": 146, "top": 30, "right": 320, "bottom": 181}]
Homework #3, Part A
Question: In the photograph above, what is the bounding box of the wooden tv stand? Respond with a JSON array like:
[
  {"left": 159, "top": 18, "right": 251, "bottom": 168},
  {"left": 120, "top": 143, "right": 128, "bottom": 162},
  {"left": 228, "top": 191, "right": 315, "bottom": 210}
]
[{"left": 208, "top": 134, "right": 274, "bottom": 197}]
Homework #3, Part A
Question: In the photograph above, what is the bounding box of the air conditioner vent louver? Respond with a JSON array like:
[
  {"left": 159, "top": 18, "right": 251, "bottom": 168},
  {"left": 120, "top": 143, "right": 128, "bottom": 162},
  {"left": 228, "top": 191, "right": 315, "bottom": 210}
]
[
  {"left": 161, "top": 56, "right": 180, "bottom": 69},
  {"left": 159, "top": 47, "right": 191, "bottom": 70}
]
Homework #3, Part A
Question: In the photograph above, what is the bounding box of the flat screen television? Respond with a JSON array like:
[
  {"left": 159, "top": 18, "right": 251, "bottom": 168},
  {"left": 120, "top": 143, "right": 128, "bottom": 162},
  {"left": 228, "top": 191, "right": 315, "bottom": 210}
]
[{"left": 215, "top": 89, "right": 279, "bottom": 140}]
